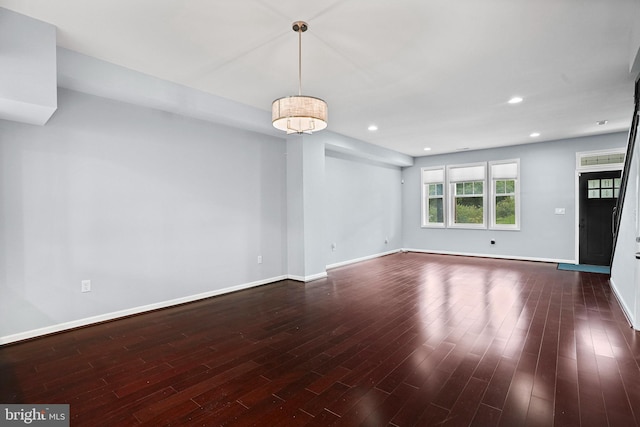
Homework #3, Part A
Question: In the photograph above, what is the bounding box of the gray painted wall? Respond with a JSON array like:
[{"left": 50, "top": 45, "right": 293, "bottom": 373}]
[
  {"left": 402, "top": 133, "right": 627, "bottom": 261},
  {"left": 0, "top": 88, "right": 287, "bottom": 338},
  {"left": 325, "top": 151, "right": 403, "bottom": 265}
]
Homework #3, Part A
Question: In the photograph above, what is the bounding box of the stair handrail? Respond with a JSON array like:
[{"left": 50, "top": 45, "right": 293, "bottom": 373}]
[{"left": 610, "top": 75, "right": 640, "bottom": 271}]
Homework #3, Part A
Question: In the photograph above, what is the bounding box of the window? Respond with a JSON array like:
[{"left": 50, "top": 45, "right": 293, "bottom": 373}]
[
  {"left": 421, "top": 167, "right": 445, "bottom": 227},
  {"left": 447, "top": 163, "right": 486, "bottom": 228},
  {"left": 490, "top": 160, "right": 520, "bottom": 230},
  {"left": 421, "top": 159, "right": 520, "bottom": 230}
]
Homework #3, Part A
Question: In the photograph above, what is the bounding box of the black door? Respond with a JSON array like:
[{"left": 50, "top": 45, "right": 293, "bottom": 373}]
[{"left": 579, "top": 170, "right": 621, "bottom": 265}]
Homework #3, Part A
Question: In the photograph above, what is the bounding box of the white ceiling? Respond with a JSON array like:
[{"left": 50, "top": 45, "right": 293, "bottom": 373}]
[{"left": 1, "top": 0, "right": 637, "bottom": 157}]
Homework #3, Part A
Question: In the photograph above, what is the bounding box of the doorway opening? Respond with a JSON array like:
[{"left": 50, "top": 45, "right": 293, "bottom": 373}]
[{"left": 576, "top": 149, "right": 625, "bottom": 266}]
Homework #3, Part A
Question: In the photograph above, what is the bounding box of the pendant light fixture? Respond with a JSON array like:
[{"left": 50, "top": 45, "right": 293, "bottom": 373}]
[{"left": 272, "top": 21, "right": 328, "bottom": 134}]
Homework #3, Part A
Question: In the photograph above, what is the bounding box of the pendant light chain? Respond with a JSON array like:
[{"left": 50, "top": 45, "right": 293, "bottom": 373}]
[{"left": 298, "top": 27, "right": 302, "bottom": 96}]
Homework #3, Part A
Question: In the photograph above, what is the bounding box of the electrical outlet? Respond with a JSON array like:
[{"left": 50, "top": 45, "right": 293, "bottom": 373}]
[
  {"left": 81, "top": 280, "right": 91, "bottom": 293},
  {"left": 257, "top": 255, "right": 263, "bottom": 264},
  {"left": 385, "top": 237, "right": 389, "bottom": 244},
  {"left": 331, "top": 243, "right": 337, "bottom": 251}
]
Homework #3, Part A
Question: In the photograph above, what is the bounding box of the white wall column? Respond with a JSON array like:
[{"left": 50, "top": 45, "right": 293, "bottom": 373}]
[{"left": 286, "top": 134, "right": 327, "bottom": 281}]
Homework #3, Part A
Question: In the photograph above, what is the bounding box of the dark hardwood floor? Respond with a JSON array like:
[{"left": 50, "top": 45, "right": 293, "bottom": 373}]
[{"left": 2, "top": 252, "right": 640, "bottom": 426}]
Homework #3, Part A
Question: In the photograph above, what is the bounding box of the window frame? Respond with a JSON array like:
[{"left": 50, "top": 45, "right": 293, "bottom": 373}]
[
  {"left": 489, "top": 159, "right": 520, "bottom": 230},
  {"left": 421, "top": 166, "right": 446, "bottom": 228},
  {"left": 447, "top": 162, "right": 487, "bottom": 229}
]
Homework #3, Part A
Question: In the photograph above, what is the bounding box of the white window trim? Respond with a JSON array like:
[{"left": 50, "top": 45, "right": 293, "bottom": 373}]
[
  {"left": 421, "top": 166, "right": 446, "bottom": 228},
  {"left": 489, "top": 159, "right": 520, "bottom": 230},
  {"left": 447, "top": 162, "right": 487, "bottom": 229}
]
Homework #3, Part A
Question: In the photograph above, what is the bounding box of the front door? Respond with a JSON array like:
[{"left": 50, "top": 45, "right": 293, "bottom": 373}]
[{"left": 578, "top": 170, "right": 621, "bottom": 265}]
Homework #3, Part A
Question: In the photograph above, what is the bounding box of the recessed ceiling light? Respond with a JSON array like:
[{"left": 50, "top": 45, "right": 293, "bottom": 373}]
[
  {"left": 597, "top": 120, "right": 608, "bottom": 126},
  {"left": 368, "top": 124, "right": 378, "bottom": 131},
  {"left": 508, "top": 96, "right": 524, "bottom": 104},
  {"left": 423, "top": 147, "right": 432, "bottom": 151},
  {"left": 530, "top": 132, "right": 540, "bottom": 137}
]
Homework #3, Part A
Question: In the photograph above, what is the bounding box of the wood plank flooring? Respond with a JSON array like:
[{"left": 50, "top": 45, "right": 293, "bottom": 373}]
[{"left": 1, "top": 252, "right": 640, "bottom": 426}]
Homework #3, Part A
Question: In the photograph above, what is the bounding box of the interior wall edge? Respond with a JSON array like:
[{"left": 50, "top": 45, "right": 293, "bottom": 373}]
[{"left": 609, "top": 277, "right": 639, "bottom": 330}]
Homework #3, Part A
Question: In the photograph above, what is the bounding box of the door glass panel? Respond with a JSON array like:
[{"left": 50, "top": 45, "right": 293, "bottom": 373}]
[
  {"left": 601, "top": 189, "right": 614, "bottom": 198},
  {"left": 614, "top": 178, "right": 621, "bottom": 189},
  {"left": 588, "top": 179, "right": 600, "bottom": 189},
  {"left": 601, "top": 178, "right": 613, "bottom": 188},
  {"left": 588, "top": 189, "right": 600, "bottom": 199}
]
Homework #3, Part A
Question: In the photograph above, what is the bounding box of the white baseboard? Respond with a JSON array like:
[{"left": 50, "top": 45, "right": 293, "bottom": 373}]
[
  {"left": 287, "top": 272, "right": 328, "bottom": 282},
  {"left": 0, "top": 275, "right": 288, "bottom": 345},
  {"left": 403, "top": 248, "right": 574, "bottom": 264},
  {"left": 608, "top": 277, "right": 639, "bottom": 330},
  {"left": 326, "top": 249, "right": 402, "bottom": 270}
]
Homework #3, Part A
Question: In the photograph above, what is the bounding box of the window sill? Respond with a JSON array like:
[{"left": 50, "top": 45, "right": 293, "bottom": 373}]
[
  {"left": 490, "top": 225, "right": 520, "bottom": 231},
  {"left": 448, "top": 224, "right": 487, "bottom": 230}
]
